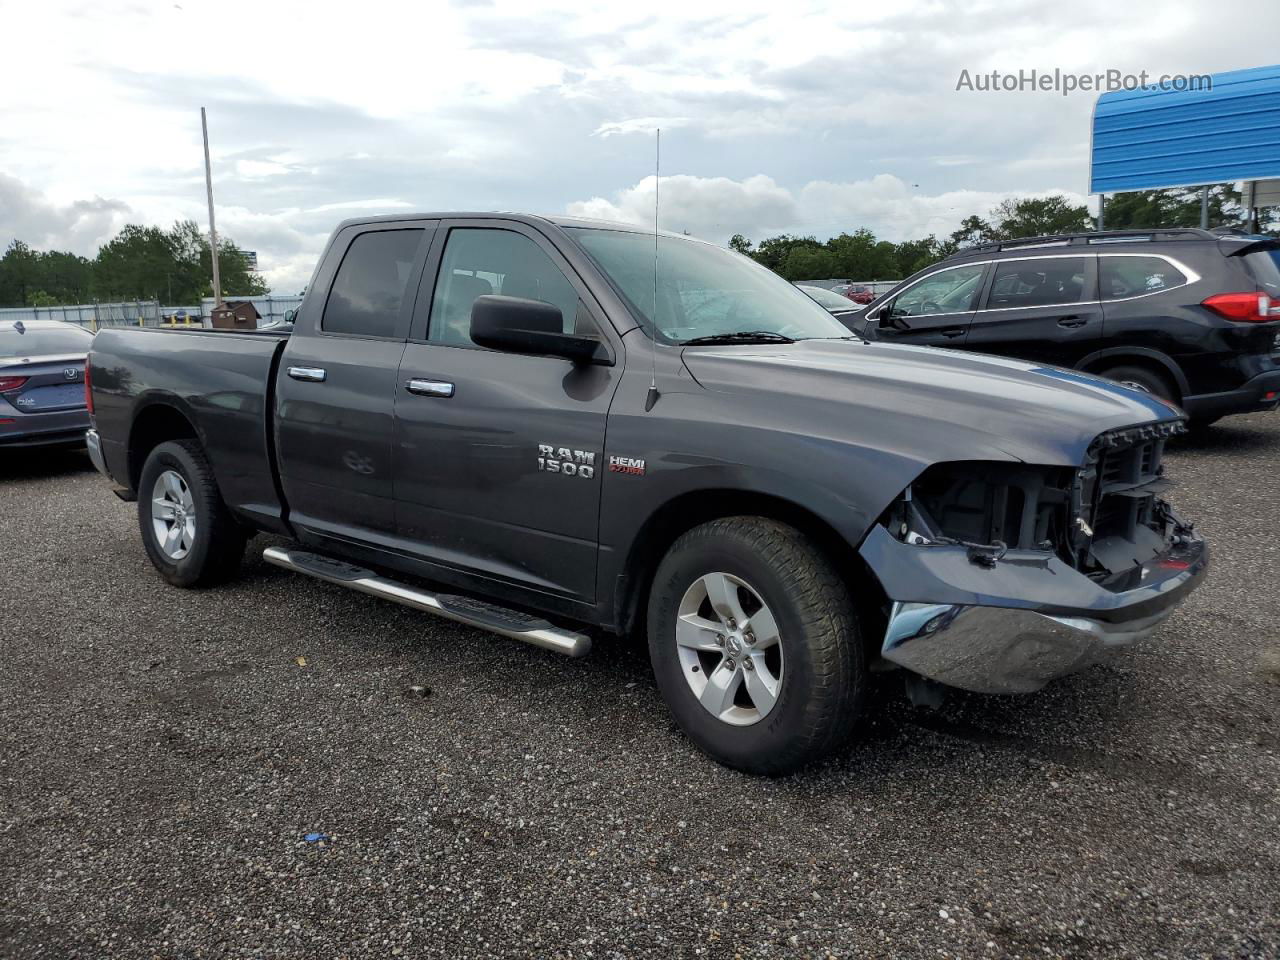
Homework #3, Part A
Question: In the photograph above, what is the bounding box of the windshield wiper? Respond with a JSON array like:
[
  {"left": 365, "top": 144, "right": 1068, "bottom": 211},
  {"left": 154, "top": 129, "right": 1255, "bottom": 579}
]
[{"left": 681, "top": 331, "right": 796, "bottom": 346}]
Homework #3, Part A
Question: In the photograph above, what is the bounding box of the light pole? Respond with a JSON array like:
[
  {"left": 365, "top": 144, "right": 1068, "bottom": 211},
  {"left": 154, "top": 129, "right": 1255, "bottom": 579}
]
[{"left": 201, "top": 107, "right": 223, "bottom": 308}]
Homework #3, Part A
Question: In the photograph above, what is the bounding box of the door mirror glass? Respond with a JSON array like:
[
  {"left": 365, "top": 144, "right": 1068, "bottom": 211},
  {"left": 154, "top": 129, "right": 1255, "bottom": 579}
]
[{"left": 470, "top": 295, "right": 607, "bottom": 364}]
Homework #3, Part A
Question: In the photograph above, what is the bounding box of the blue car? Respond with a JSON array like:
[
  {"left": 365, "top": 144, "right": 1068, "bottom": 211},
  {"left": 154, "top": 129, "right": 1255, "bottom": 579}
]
[{"left": 0, "top": 319, "right": 95, "bottom": 450}]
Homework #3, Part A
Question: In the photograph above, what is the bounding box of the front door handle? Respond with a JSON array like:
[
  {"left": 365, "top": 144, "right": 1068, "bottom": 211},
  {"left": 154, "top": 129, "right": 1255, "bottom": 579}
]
[
  {"left": 287, "top": 366, "right": 327, "bottom": 382},
  {"left": 405, "top": 378, "right": 455, "bottom": 398},
  {"left": 1056, "top": 316, "right": 1087, "bottom": 328},
  {"left": 939, "top": 327, "right": 966, "bottom": 338}
]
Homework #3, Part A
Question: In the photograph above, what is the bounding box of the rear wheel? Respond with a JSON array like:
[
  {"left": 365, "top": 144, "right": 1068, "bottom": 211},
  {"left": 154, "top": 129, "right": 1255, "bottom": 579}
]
[
  {"left": 1098, "top": 364, "right": 1176, "bottom": 404},
  {"left": 647, "top": 517, "right": 865, "bottom": 775},
  {"left": 137, "top": 440, "right": 246, "bottom": 587}
]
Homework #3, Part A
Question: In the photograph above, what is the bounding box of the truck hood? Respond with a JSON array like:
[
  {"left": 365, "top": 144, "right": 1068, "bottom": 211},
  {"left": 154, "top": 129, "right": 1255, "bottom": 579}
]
[{"left": 680, "top": 339, "right": 1183, "bottom": 466}]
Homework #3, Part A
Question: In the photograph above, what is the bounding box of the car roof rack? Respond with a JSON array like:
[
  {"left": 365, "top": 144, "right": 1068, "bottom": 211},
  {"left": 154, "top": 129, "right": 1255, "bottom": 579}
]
[{"left": 947, "top": 228, "right": 1218, "bottom": 259}]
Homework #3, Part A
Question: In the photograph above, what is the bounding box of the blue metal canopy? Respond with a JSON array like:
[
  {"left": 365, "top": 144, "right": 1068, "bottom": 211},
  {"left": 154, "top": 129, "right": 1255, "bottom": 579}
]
[{"left": 1090, "top": 64, "right": 1280, "bottom": 194}]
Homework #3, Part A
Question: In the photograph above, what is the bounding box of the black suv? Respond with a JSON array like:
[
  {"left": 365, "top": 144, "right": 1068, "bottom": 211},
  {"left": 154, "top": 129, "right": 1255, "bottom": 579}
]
[{"left": 852, "top": 229, "right": 1280, "bottom": 427}]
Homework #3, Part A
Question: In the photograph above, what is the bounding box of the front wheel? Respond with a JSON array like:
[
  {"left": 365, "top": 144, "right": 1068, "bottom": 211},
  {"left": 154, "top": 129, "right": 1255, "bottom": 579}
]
[
  {"left": 137, "top": 439, "right": 246, "bottom": 587},
  {"left": 647, "top": 517, "right": 866, "bottom": 775}
]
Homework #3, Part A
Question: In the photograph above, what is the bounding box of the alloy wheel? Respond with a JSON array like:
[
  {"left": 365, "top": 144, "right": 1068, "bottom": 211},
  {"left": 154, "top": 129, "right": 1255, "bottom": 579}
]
[
  {"left": 675, "top": 571, "right": 784, "bottom": 726},
  {"left": 151, "top": 469, "right": 196, "bottom": 560}
]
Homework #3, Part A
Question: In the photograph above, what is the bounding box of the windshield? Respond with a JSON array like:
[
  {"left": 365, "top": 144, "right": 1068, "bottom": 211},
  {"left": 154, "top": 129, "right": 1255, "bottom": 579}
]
[
  {"left": 0, "top": 323, "right": 93, "bottom": 359},
  {"left": 797, "top": 285, "right": 856, "bottom": 310},
  {"left": 569, "top": 229, "right": 849, "bottom": 344}
]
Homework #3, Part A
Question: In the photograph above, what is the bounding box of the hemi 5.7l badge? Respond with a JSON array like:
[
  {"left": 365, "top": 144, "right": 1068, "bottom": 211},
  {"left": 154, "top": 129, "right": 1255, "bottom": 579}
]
[
  {"left": 538, "top": 445, "right": 596, "bottom": 478},
  {"left": 609, "top": 455, "right": 646, "bottom": 476}
]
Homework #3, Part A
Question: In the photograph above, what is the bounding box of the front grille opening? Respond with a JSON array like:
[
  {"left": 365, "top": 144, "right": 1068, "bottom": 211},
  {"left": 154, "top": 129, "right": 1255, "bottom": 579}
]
[
  {"left": 909, "top": 463, "right": 1071, "bottom": 556},
  {"left": 902, "top": 422, "right": 1184, "bottom": 579}
]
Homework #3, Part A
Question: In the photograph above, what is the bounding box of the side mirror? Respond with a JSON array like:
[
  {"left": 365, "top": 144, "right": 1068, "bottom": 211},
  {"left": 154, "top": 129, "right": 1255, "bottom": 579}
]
[
  {"left": 283, "top": 309, "right": 297, "bottom": 324},
  {"left": 470, "top": 295, "right": 609, "bottom": 364}
]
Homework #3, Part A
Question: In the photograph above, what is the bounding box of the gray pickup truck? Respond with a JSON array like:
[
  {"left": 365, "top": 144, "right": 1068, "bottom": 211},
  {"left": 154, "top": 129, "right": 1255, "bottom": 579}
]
[{"left": 86, "top": 213, "right": 1207, "bottom": 774}]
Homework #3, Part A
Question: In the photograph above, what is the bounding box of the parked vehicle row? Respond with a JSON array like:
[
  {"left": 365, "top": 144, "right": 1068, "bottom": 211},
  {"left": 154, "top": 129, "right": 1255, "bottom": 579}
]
[
  {"left": 83, "top": 213, "right": 1207, "bottom": 775},
  {"left": 845, "top": 229, "right": 1280, "bottom": 428}
]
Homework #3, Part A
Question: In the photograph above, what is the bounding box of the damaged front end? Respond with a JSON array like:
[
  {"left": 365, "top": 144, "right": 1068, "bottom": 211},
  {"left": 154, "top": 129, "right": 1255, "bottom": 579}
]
[{"left": 859, "top": 420, "right": 1207, "bottom": 694}]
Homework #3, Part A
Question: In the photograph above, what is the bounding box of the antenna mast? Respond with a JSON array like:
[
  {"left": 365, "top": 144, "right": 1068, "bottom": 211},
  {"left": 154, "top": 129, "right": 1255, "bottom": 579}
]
[{"left": 644, "top": 128, "right": 661, "bottom": 412}]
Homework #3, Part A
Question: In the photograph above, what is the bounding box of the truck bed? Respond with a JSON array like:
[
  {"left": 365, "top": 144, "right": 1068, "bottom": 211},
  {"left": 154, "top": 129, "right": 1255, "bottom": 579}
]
[{"left": 88, "top": 326, "right": 291, "bottom": 532}]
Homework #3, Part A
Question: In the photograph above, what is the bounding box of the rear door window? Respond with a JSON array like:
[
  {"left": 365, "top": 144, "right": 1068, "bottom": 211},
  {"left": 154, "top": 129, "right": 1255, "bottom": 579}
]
[
  {"left": 1099, "top": 256, "right": 1187, "bottom": 300},
  {"left": 986, "top": 257, "right": 1088, "bottom": 308},
  {"left": 322, "top": 229, "right": 426, "bottom": 338}
]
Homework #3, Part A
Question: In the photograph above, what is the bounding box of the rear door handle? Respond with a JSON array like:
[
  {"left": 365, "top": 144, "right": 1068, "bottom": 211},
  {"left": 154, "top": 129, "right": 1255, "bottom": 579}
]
[
  {"left": 405, "top": 378, "right": 455, "bottom": 398},
  {"left": 287, "top": 366, "right": 327, "bottom": 382},
  {"left": 939, "top": 327, "right": 966, "bottom": 338},
  {"left": 1056, "top": 316, "right": 1087, "bottom": 328}
]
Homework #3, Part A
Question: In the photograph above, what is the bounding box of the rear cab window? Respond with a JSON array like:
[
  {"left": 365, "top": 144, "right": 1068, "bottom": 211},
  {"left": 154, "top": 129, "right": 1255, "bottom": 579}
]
[{"left": 322, "top": 229, "right": 426, "bottom": 338}]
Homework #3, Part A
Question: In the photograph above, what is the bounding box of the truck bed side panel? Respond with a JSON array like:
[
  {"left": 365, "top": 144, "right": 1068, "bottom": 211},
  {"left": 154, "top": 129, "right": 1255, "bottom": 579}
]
[{"left": 90, "top": 327, "right": 289, "bottom": 532}]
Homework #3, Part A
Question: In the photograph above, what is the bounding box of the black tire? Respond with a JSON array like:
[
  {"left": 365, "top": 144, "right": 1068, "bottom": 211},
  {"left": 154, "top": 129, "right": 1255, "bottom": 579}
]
[
  {"left": 1187, "top": 415, "right": 1222, "bottom": 433},
  {"left": 647, "top": 517, "right": 865, "bottom": 775},
  {"left": 137, "top": 439, "right": 246, "bottom": 587},
  {"left": 1098, "top": 364, "right": 1176, "bottom": 404}
]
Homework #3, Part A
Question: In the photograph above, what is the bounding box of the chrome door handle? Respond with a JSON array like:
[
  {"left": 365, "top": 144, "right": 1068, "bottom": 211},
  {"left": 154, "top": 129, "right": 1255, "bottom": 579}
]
[
  {"left": 287, "top": 366, "right": 327, "bottom": 382},
  {"left": 405, "top": 378, "right": 455, "bottom": 398}
]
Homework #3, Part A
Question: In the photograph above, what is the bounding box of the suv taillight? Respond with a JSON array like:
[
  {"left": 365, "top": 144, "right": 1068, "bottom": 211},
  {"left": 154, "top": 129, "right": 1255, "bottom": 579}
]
[
  {"left": 84, "top": 363, "right": 94, "bottom": 414},
  {"left": 1202, "top": 292, "right": 1279, "bottom": 323},
  {"left": 0, "top": 376, "right": 28, "bottom": 392}
]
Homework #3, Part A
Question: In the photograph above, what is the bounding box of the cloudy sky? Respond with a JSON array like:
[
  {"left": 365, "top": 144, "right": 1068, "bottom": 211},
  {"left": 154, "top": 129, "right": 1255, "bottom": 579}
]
[{"left": 1, "top": 0, "right": 1278, "bottom": 294}]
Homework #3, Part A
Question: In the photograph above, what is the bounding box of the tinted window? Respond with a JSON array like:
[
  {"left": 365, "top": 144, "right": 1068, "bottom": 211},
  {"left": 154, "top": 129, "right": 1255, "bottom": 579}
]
[
  {"left": 0, "top": 323, "right": 93, "bottom": 359},
  {"left": 1100, "top": 256, "right": 1187, "bottom": 300},
  {"left": 889, "top": 264, "right": 985, "bottom": 318},
  {"left": 430, "top": 229, "right": 579, "bottom": 346},
  {"left": 986, "top": 257, "right": 1087, "bottom": 309},
  {"left": 322, "top": 229, "right": 424, "bottom": 338}
]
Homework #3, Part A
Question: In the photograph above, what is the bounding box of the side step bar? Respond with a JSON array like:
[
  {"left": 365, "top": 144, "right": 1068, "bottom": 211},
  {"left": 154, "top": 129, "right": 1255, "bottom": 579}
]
[{"left": 262, "top": 546, "right": 591, "bottom": 658}]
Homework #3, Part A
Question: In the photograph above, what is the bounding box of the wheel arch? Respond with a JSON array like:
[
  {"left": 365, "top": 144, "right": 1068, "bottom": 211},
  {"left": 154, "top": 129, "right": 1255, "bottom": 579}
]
[
  {"left": 126, "top": 397, "right": 202, "bottom": 491},
  {"left": 1076, "top": 346, "right": 1189, "bottom": 401},
  {"left": 613, "top": 488, "right": 888, "bottom": 651}
]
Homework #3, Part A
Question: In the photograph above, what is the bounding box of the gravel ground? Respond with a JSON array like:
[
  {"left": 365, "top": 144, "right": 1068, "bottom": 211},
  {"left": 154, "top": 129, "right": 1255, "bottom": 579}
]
[{"left": 2, "top": 415, "right": 1278, "bottom": 959}]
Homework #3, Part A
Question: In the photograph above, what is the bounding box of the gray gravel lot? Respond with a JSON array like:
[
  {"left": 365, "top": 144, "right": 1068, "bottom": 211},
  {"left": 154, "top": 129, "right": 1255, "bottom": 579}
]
[{"left": 2, "top": 415, "right": 1279, "bottom": 959}]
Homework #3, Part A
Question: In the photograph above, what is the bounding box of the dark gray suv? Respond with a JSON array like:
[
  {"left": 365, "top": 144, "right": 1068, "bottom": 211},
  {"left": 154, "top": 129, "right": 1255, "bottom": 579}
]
[{"left": 852, "top": 229, "right": 1280, "bottom": 428}]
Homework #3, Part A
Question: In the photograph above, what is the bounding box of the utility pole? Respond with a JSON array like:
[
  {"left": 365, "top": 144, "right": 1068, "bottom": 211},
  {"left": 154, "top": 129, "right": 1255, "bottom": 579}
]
[{"left": 201, "top": 107, "right": 223, "bottom": 308}]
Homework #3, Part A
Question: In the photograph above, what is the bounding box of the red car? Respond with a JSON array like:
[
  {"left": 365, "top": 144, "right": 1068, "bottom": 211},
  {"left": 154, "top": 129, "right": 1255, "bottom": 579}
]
[{"left": 835, "top": 284, "right": 875, "bottom": 304}]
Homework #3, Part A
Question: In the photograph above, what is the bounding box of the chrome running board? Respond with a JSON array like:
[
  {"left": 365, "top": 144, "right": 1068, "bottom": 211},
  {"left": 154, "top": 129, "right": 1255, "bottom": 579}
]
[{"left": 262, "top": 546, "right": 591, "bottom": 658}]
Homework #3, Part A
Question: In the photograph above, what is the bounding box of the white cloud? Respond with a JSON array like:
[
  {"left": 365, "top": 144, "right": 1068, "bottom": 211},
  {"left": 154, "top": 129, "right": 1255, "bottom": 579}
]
[
  {"left": 0, "top": 173, "right": 131, "bottom": 256},
  {"left": 568, "top": 174, "right": 797, "bottom": 237},
  {"left": 568, "top": 172, "right": 1092, "bottom": 245}
]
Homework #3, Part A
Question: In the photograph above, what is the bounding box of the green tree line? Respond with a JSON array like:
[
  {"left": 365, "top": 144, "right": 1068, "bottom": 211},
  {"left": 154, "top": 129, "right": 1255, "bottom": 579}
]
[
  {"left": 731, "top": 185, "right": 1278, "bottom": 283},
  {"left": 0, "top": 220, "right": 268, "bottom": 308}
]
